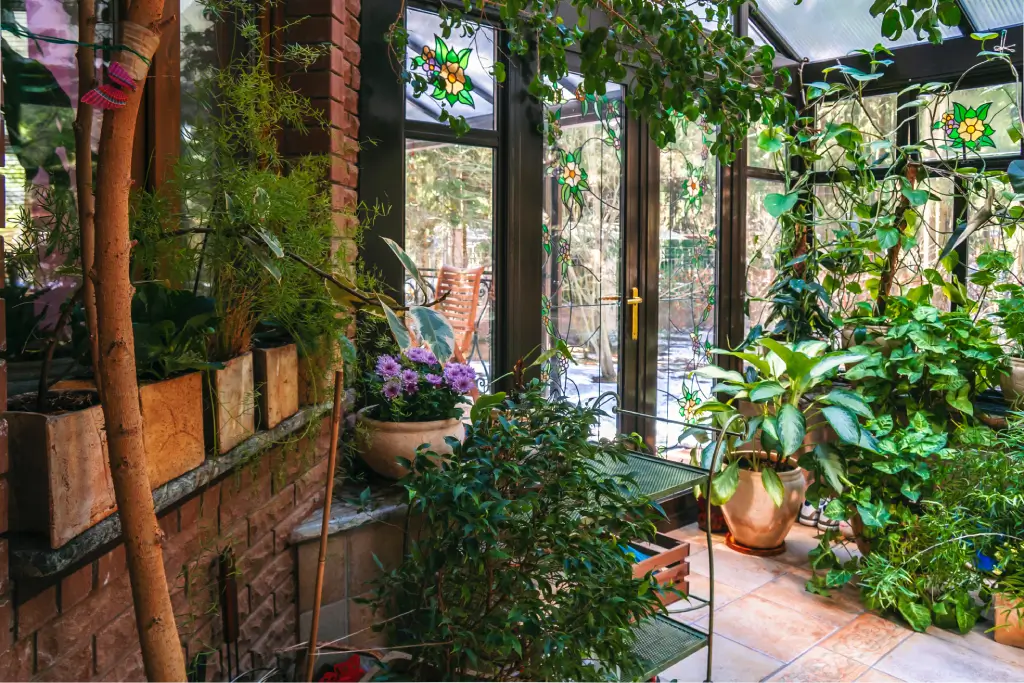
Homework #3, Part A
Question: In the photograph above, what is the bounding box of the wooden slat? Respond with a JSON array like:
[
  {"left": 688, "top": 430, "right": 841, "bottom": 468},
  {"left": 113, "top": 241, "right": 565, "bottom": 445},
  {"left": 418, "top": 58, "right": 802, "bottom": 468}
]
[{"left": 633, "top": 543, "right": 689, "bottom": 576}]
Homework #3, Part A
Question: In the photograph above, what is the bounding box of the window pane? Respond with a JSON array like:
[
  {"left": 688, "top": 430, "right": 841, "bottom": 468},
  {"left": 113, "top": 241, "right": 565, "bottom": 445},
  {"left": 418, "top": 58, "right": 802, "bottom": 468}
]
[
  {"left": 756, "top": 0, "right": 960, "bottom": 61},
  {"left": 816, "top": 94, "right": 897, "bottom": 170},
  {"left": 658, "top": 118, "right": 717, "bottom": 453},
  {"left": 404, "top": 140, "right": 494, "bottom": 386},
  {"left": 960, "top": 0, "right": 1023, "bottom": 31},
  {"left": 893, "top": 177, "right": 954, "bottom": 311},
  {"left": 918, "top": 83, "right": 1021, "bottom": 160},
  {"left": 541, "top": 83, "right": 623, "bottom": 439},
  {"left": 746, "top": 122, "right": 777, "bottom": 170},
  {"left": 969, "top": 179, "right": 1024, "bottom": 317},
  {"left": 180, "top": 0, "right": 218, "bottom": 149},
  {"left": 746, "top": 178, "right": 784, "bottom": 333},
  {"left": 405, "top": 8, "right": 495, "bottom": 130}
]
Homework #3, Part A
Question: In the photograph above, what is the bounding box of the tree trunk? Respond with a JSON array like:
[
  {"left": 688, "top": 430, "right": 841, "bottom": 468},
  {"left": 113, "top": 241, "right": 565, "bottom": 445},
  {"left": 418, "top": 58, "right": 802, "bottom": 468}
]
[
  {"left": 92, "top": 9, "right": 187, "bottom": 681},
  {"left": 75, "top": 0, "right": 102, "bottom": 399}
]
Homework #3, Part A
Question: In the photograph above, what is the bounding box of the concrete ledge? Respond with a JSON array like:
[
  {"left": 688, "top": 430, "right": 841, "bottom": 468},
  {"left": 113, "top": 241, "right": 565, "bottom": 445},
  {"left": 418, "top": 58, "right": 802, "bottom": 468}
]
[
  {"left": 289, "top": 484, "right": 407, "bottom": 545},
  {"left": 11, "top": 403, "right": 332, "bottom": 578}
]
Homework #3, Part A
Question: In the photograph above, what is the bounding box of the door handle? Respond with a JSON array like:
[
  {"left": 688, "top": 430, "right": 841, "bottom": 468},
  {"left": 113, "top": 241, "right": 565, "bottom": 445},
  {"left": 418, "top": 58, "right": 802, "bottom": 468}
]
[{"left": 600, "top": 287, "right": 644, "bottom": 340}]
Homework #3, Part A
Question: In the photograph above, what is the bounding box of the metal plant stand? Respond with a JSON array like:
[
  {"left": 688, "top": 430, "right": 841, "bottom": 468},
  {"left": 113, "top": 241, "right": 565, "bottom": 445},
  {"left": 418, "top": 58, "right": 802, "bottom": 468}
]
[{"left": 601, "top": 404, "right": 742, "bottom": 683}]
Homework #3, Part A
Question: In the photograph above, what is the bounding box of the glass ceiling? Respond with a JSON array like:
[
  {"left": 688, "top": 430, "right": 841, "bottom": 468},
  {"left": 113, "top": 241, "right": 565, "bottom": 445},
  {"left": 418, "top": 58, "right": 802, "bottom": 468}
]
[{"left": 960, "top": 0, "right": 1024, "bottom": 31}]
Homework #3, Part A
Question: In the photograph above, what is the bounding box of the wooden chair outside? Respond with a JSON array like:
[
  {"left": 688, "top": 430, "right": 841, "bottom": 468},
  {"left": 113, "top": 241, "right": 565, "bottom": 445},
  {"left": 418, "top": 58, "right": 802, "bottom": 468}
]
[{"left": 436, "top": 265, "right": 485, "bottom": 360}]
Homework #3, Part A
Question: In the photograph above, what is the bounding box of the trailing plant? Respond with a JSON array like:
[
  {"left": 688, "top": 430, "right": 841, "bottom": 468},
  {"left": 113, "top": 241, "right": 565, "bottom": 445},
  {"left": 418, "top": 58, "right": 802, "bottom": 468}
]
[
  {"left": 367, "top": 379, "right": 665, "bottom": 680},
  {"left": 692, "top": 339, "right": 873, "bottom": 507}
]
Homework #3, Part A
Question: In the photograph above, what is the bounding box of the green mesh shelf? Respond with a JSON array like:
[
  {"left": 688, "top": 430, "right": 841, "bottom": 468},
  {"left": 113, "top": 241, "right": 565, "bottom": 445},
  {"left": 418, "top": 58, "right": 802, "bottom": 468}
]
[
  {"left": 597, "top": 451, "right": 708, "bottom": 502},
  {"left": 632, "top": 614, "right": 708, "bottom": 679}
]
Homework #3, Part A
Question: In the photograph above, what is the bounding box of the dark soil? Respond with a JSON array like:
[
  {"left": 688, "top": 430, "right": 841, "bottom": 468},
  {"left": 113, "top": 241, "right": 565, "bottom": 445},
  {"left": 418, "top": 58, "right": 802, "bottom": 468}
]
[{"left": 8, "top": 390, "right": 101, "bottom": 414}]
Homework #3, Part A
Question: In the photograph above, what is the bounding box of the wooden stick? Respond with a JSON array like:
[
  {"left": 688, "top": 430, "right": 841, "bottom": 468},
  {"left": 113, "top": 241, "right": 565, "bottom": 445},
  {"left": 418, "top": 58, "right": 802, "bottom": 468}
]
[{"left": 305, "top": 369, "right": 345, "bottom": 681}]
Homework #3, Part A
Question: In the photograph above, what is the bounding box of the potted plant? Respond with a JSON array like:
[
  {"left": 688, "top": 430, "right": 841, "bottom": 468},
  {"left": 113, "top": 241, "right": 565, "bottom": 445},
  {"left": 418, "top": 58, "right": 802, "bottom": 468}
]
[
  {"left": 693, "top": 338, "right": 873, "bottom": 553},
  {"left": 993, "top": 282, "right": 1024, "bottom": 403},
  {"left": 357, "top": 346, "right": 474, "bottom": 479},
  {"left": 992, "top": 544, "right": 1024, "bottom": 648}
]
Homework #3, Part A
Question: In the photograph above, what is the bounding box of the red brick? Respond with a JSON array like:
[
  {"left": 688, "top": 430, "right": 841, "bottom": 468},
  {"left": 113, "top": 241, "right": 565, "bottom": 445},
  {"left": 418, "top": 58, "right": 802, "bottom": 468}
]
[
  {"left": 273, "top": 479, "right": 328, "bottom": 553},
  {"left": 294, "top": 458, "right": 329, "bottom": 503},
  {"left": 0, "top": 636, "right": 34, "bottom": 682},
  {"left": 238, "top": 595, "right": 275, "bottom": 650},
  {"left": 94, "top": 608, "right": 137, "bottom": 675},
  {"left": 342, "top": 35, "right": 360, "bottom": 66},
  {"left": 221, "top": 461, "right": 273, "bottom": 529},
  {"left": 36, "top": 575, "right": 129, "bottom": 670},
  {"left": 34, "top": 640, "right": 92, "bottom": 682},
  {"left": 200, "top": 483, "right": 222, "bottom": 530},
  {"left": 16, "top": 586, "right": 57, "bottom": 639},
  {"left": 97, "top": 546, "right": 126, "bottom": 588},
  {"left": 59, "top": 565, "right": 94, "bottom": 613},
  {"left": 163, "top": 521, "right": 203, "bottom": 583},
  {"left": 184, "top": 616, "right": 215, "bottom": 664},
  {"left": 0, "top": 478, "right": 8, "bottom": 534},
  {"left": 285, "top": 15, "right": 344, "bottom": 46},
  {"left": 284, "top": 0, "right": 344, "bottom": 18},
  {"left": 0, "top": 539, "right": 9, "bottom": 596},
  {"left": 249, "top": 486, "right": 296, "bottom": 544},
  {"left": 159, "top": 507, "right": 179, "bottom": 538},
  {"left": 0, "top": 418, "right": 9, "bottom": 476},
  {"left": 97, "top": 648, "right": 144, "bottom": 682},
  {"left": 178, "top": 496, "right": 202, "bottom": 531},
  {"left": 0, "top": 598, "right": 12, "bottom": 654},
  {"left": 248, "top": 552, "right": 293, "bottom": 612},
  {"left": 273, "top": 575, "right": 297, "bottom": 619},
  {"left": 286, "top": 72, "right": 337, "bottom": 102},
  {"left": 250, "top": 604, "right": 296, "bottom": 669},
  {"left": 344, "top": 16, "right": 359, "bottom": 41},
  {"left": 238, "top": 533, "right": 275, "bottom": 585}
]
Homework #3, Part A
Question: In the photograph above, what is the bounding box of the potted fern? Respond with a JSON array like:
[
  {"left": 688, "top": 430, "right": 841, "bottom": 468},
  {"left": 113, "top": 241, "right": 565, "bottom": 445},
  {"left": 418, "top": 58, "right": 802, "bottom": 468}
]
[{"left": 693, "top": 339, "right": 873, "bottom": 553}]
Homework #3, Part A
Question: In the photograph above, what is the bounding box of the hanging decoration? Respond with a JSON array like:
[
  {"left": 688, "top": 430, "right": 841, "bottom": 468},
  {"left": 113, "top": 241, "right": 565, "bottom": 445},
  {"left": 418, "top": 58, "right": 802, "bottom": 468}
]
[
  {"left": 554, "top": 148, "right": 590, "bottom": 213},
  {"left": 414, "top": 37, "right": 476, "bottom": 107},
  {"left": 934, "top": 102, "right": 997, "bottom": 151}
]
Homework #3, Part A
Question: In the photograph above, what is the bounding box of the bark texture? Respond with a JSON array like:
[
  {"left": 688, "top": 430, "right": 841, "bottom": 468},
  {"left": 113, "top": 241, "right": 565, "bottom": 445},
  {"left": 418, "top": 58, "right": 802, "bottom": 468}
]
[
  {"left": 75, "top": 0, "right": 102, "bottom": 399},
  {"left": 92, "top": 8, "right": 187, "bottom": 681}
]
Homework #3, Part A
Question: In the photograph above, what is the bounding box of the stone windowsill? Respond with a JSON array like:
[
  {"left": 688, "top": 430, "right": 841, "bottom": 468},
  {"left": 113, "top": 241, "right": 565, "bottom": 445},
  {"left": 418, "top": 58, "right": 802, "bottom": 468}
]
[
  {"left": 10, "top": 403, "right": 333, "bottom": 579},
  {"left": 289, "top": 484, "right": 408, "bottom": 545}
]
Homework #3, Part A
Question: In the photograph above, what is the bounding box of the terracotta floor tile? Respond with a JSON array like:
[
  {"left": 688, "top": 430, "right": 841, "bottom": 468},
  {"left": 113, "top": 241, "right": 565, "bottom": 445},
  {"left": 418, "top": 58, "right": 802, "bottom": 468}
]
[
  {"left": 753, "top": 572, "right": 863, "bottom": 629},
  {"left": 769, "top": 646, "right": 869, "bottom": 682},
  {"left": 708, "top": 594, "right": 837, "bottom": 662},
  {"left": 662, "top": 524, "right": 720, "bottom": 549},
  {"left": 856, "top": 668, "right": 905, "bottom": 682},
  {"left": 659, "top": 634, "right": 784, "bottom": 682},
  {"left": 820, "top": 613, "right": 912, "bottom": 666},
  {"left": 925, "top": 622, "right": 1024, "bottom": 669},
  {"left": 667, "top": 572, "right": 745, "bottom": 624},
  {"left": 687, "top": 546, "right": 790, "bottom": 593},
  {"left": 874, "top": 632, "right": 1024, "bottom": 682}
]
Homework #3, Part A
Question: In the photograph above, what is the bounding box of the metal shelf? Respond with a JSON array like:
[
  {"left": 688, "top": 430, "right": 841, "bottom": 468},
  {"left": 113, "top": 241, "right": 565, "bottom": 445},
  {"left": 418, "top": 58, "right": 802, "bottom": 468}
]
[{"left": 632, "top": 615, "right": 709, "bottom": 680}]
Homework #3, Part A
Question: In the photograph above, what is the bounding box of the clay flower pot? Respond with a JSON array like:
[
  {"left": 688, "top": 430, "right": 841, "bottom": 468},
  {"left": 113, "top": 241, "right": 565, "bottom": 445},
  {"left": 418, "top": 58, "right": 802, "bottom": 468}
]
[
  {"left": 721, "top": 467, "right": 805, "bottom": 552},
  {"left": 1000, "top": 356, "right": 1024, "bottom": 405},
  {"left": 205, "top": 352, "right": 256, "bottom": 454},
  {"left": 358, "top": 416, "right": 465, "bottom": 479},
  {"left": 993, "top": 593, "right": 1024, "bottom": 648},
  {"left": 254, "top": 343, "right": 299, "bottom": 429}
]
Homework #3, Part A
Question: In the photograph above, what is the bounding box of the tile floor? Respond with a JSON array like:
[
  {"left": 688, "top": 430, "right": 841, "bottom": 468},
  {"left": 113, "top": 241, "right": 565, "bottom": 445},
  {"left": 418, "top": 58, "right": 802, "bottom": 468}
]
[{"left": 658, "top": 523, "right": 1024, "bottom": 682}]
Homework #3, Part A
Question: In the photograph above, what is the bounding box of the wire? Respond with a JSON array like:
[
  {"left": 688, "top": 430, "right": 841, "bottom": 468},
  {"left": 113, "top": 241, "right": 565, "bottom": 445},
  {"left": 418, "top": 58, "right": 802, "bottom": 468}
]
[{"left": 0, "top": 20, "right": 152, "bottom": 67}]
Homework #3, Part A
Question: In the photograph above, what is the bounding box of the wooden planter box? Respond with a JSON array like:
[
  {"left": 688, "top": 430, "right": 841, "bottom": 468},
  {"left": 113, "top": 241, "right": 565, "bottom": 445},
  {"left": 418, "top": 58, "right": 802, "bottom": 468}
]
[
  {"left": 254, "top": 343, "right": 299, "bottom": 430},
  {"left": 141, "top": 372, "right": 205, "bottom": 487},
  {"left": 297, "top": 345, "right": 336, "bottom": 407},
  {"left": 206, "top": 352, "right": 255, "bottom": 454},
  {"left": 8, "top": 374, "right": 206, "bottom": 548}
]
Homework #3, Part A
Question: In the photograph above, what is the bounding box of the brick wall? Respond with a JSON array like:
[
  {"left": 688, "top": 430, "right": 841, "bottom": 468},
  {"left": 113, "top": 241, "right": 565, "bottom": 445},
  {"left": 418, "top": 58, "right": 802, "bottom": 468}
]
[{"left": 0, "top": 423, "right": 332, "bottom": 682}]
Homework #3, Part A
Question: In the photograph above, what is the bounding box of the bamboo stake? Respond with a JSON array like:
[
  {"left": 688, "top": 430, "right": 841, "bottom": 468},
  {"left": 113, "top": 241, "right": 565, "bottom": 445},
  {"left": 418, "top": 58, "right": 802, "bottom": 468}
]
[{"left": 305, "top": 369, "right": 345, "bottom": 682}]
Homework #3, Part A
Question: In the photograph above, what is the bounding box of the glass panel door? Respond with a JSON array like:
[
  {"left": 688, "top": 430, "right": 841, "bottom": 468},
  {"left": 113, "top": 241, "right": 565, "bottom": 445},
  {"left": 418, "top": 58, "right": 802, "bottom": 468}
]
[
  {"left": 541, "top": 80, "right": 625, "bottom": 439},
  {"left": 656, "top": 118, "right": 718, "bottom": 455}
]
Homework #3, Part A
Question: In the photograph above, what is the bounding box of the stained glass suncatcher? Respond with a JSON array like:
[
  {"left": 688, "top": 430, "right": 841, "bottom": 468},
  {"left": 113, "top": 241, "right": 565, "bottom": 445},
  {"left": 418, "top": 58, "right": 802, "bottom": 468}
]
[{"left": 933, "top": 102, "right": 996, "bottom": 152}]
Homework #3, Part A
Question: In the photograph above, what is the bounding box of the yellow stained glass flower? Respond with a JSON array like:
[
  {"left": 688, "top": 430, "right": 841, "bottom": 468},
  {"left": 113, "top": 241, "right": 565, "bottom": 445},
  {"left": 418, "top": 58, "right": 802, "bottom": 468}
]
[
  {"left": 958, "top": 117, "right": 983, "bottom": 143},
  {"left": 440, "top": 62, "right": 467, "bottom": 96}
]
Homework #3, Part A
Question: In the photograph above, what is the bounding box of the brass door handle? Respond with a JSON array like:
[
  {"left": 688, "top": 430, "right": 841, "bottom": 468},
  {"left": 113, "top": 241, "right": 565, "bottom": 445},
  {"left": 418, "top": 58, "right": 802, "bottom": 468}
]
[{"left": 599, "top": 288, "right": 643, "bottom": 340}]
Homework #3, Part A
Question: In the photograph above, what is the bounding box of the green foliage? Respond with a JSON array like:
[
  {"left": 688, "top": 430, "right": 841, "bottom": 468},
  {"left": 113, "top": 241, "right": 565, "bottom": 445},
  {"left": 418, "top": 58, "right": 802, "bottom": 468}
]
[
  {"left": 6, "top": 184, "right": 80, "bottom": 288},
  {"left": 690, "top": 339, "right": 874, "bottom": 506},
  {"left": 367, "top": 381, "right": 665, "bottom": 680},
  {"left": 392, "top": 0, "right": 790, "bottom": 160},
  {"left": 131, "top": 283, "right": 221, "bottom": 381}
]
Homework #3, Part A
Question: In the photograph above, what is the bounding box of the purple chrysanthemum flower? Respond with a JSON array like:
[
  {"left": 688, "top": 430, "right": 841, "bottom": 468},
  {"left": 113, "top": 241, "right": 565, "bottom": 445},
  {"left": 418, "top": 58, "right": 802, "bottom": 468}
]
[
  {"left": 451, "top": 374, "right": 476, "bottom": 394},
  {"left": 375, "top": 354, "right": 401, "bottom": 378},
  {"left": 401, "top": 369, "right": 419, "bottom": 394},
  {"left": 443, "top": 362, "right": 476, "bottom": 386},
  {"left": 425, "top": 373, "right": 444, "bottom": 387},
  {"left": 381, "top": 378, "right": 402, "bottom": 400},
  {"left": 405, "top": 347, "right": 438, "bottom": 365}
]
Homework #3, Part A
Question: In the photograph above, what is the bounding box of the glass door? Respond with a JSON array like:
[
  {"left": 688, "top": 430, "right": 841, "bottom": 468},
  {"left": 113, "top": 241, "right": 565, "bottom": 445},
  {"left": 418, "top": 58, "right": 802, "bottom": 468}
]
[{"left": 541, "top": 79, "right": 627, "bottom": 439}]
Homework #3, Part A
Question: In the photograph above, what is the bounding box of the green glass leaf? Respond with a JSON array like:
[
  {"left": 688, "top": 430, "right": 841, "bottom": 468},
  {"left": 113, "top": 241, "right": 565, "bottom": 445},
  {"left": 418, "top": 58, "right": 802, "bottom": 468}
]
[
  {"left": 953, "top": 102, "right": 967, "bottom": 121},
  {"left": 975, "top": 102, "right": 992, "bottom": 120}
]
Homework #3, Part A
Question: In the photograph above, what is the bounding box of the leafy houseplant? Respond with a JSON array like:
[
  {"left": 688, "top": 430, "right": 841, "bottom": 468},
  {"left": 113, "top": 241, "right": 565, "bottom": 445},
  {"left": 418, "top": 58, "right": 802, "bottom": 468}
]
[
  {"left": 367, "top": 380, "right": 665, "bottom": 680},
  {"left": 992, "top": 282, "right": 1024, "bottom": 402},
  {"left": 694, "top": 339, "right": 873, "bottom": 551},
  {"left": 357, "top": 348, "right": 475, "bottom": 479}
]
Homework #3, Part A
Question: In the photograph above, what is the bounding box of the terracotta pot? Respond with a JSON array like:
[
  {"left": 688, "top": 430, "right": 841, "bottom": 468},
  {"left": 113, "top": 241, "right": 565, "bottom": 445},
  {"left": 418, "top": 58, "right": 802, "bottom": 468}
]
[
  {"left": 994, "top": 593, "right": 1024, "bottom": 648},
  {"left": 721, "top": 466, "right": 805, "bottom": 550},
  {"left": 140, "top": 372, "right": 206, "bottom": 488},
  {"left": 254, "top": 343, "right": 299, "bottom": 429},
  {"left": 205, "top": 352, "right": 255, "bottom": 454},
  {"left": 1000, "top": 357, "right": 1024, "bottom": 405},
  {"left": 358, "top": 416, "right": 464, "bottom": 479},
  {"left": 8, "top": 397, "right": 116, "bottom": 548}
]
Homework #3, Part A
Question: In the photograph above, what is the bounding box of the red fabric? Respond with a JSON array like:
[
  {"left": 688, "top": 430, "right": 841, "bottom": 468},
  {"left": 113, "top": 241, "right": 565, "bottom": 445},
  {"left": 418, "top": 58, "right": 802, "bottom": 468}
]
[{"left": 319, "top": 655, "right": 364, "bottom": 683}]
